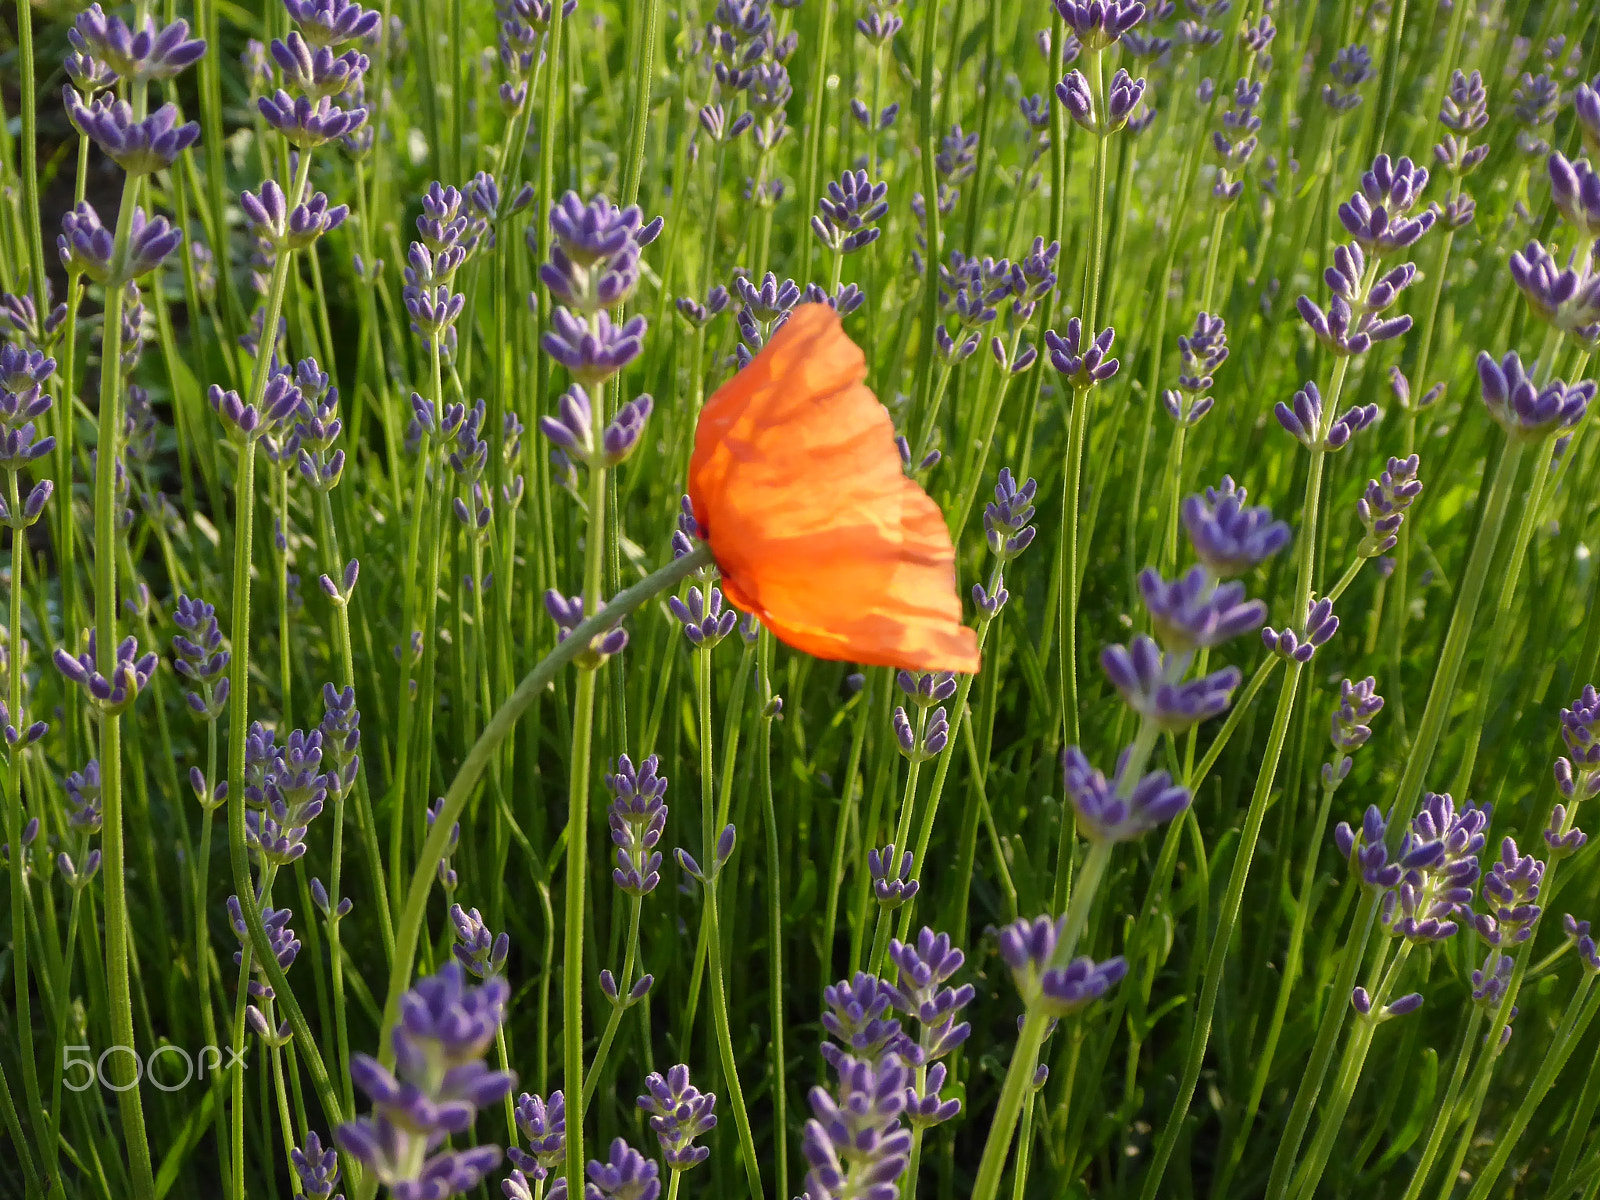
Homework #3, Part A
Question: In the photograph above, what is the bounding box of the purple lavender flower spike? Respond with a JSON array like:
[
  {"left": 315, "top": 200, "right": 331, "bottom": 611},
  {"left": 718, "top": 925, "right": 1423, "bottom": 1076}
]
[
  {"left": 869, "top": 845, "right": 919, "bottom": 908},
  {"left": 607, "top": 754, "right": 668, "bottom": 896},
  {"left": 1054, "top": 0, "right": 1146, "bottom": 50},
  {"left": 284, "top": 0, "right": 383, "bottom": 47},
  {"left": 856, "top": 6, "right": 904, "bottom": 46},
  {"left": 1063, "top": 744, "right": 1191, "bottom": 842},
  {"left": 241, "top": 179, "right": 349, "bottom": 249},
  {"left": 906, "top": 1062, "right": 963, "bottom": 1127},
  {"left": 1474, "top": 838, "right": 1544, "bottom": 947},
  {"left": 669, "top": 584, "right": 740, "bottom": 649},
  {"left": 1181, "top": 478, "right": 1289, "bottom": 575},
  {"left": 1101, "top": 636, "right": 1241, "bottom": 731},
  {"left": 640, "top": 1066, "right": 717, "bottom": 1171},
  {"left": 542, "top": 308, "right": 647, "bottom": 387},
  {"left": 65, "top": 93, "right": 200, "bottom": 174},
  {"left": 1335, "top": 805, "right": 1401, "bottom": 889},
  {"left": 998, "top": 913, "right": 1129, "bottom": 1016},
  {"left": 71, "top": 5, "right": 206, "bottom": 82},
  {"left": 270, "top": 29, "right": 370, "bottom": 96},
  {"left": 54, "top": 633, "right": 158, "bottom": 716},
  {"left": 1262, "top": 596, "right": 1339, "bottom": 663},
  {"left": 801, "top": 1051, "right": 913, "bottom": 1199},
  {"left": 450, "top": 905, "right": 509, "bottom": 978},
  {"left": 290, "top": 1131, "right": 341, "bottom": 1199},
  {"left": 1046, "top": 319, "right": 1118, "bottom": 389},
  {"left": 1477, "top": 350, "right": 1595, "bottom": 441},
  {"left": 813, "top": 168, "right": 890, "bottom": 255},
  {"left": 1513, "top": 71, "right": 1561, "bottom": 157},
  {"left": 172, "top": 595, "right": 230, "bottom": 719},
  {"left": 507, "top": 1091, "right": 566, "bottom": 1181},
  {"left": 1577, "top": 82, "right": 1600, "bottom": 159},
  {"left": 1323, "top": 44, "right": 1373, "bottom": 112},
  {"left": 897, "top": 669, "right": 958, "bottom": 708},
  {"left": 337, "top": 961, "right": 512, "bottom": 1196},
  {"left": 820, "top": 973, "right": 908, "bottom": 1064},
  {"left": 1138, "top": 567, "right": 1267, "bottom": 651},
  {"left": 891, "top": 705, "right": 949, "bottom": 763},
  {"left": 258, "top": 90, "right": 368, "bottom": 148},
  {"left": 1507, "top": 240, "right": 1600, "bottom": 340},
  {"left": 1324, "top": 677, "right": 1383, "bottom": 788},
  {"left": 59, "top": 202, "right": 181, "bottom": 284},
  {"left": 1549, "top": 153, "right": 1600, "bottom": 240},
  {"left": 885, "top": 927, "right": 974, "bottom": 1063},
  {"left": 601, "top": 394, "right": 652, "bottom": 465},
  {"left": 1356, "top": 454, "right": 1423, "bottom": 556}
]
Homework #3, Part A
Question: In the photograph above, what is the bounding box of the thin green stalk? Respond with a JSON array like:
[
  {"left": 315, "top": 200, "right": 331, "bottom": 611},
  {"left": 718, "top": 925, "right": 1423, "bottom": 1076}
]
[
  {"left": 93, "top": 169, "right": 157, "bottom": 1200},
  {"left": 559, "top": 451, "right": 609, "bottom": 1190},
  {"left": 1261, "top": 887, "right": 1384, "bottom": 1200},
  {"left": 1290, "top": 939, "right": 1416, "bottom": 1200},
  {"left": 757, "top": 628, "right": 788, "bottom": 1200},
  {"left": 1399, "top": 1008, "right": 1484, "bottom": 1200},
  {"left": 1384, "top": 436, "right": 1527, "bottom": 826},
  {"left": 696, "top": 650, "right": 765, "bottom": 1200},
  {"left": 1450, "top": 445, "right": 1554, "bottom": 793},
  {"left": 1464, "top": 974, "right": 1600, "bottom": 1200},
  {"left": 580, "top": 894, "right": 643, "bottom": 1111},
  {"left": 4, "top": 462, "right": 49, "bottom": 1194},
  {"left": 968, "top": 839, "right": 1115, "bottom": 1200}
]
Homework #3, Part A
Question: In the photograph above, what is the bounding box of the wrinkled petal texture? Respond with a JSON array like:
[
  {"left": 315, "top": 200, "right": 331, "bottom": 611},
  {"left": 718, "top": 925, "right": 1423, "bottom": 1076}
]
[{"left": 690, "top": 304, "right": 980, "bottom": 673}]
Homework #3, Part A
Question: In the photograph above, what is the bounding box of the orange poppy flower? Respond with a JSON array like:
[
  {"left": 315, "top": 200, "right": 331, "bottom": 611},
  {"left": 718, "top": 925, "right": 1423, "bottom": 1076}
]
[{"left": 688, "top": 303, "right": 981, "bottom": 674}]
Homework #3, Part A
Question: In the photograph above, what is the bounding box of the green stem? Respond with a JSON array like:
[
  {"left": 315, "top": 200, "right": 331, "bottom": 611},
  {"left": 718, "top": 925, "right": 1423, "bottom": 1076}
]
[
  {"left": 94, "top": 169, "right": 156, "bottom": 1200},
  {"left": 697, "top": 650, "right": 765, "bottom": 1200},
  {"left": 1464, "top": 975, "right": 1600, "bottom": 1200},
  {"left": 968, "top": 839, "right": 1114, "bottom": 1200},
  {"left": 1399, "top": 1008, "right": 1483, "bottom": 1200},
  {"left": 560, "top": 452, "right": 609, "bottom": 1189}
]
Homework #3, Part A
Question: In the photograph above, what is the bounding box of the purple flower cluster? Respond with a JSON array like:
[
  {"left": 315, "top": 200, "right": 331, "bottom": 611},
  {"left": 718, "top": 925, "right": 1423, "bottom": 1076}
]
[
  {"left": 1163, "top": 312, "right": 1227, "bottom": 426},
  {"left": 1058, "top": 66, "right": 1147, "bottom": 136},
  {"left": 1322, "top": 44, "right": 1373, "bottom": 113},
  {"left": 336, "top": 961, "right": 514, "bottom": 1198},
  {"left": 171, "top": 595, "right": 231, "bottom": 722},
  {"left": 868, "top": 844, "right": 918, "bottom": 908},
  {"left": 813, "top": 169, "right": 889, "bottom": 256},
  {"left": 244, "top": 727, "right": 330, "bottom": 866},
  {"left": 1062, "top": 744, "right": 1191, "bottom": 842},
  {"left": 226, "top": 891, "right": 301, "bottom": 1039},
  {"left": 258, "top": 0, "right": 375, "bottom": 148},
  {"left": 607, "top": 754, "right": 668, "bottom": 896},
  {"left": 1477, "top": 350, "right": 1594, "bottom": 442},
  {"left": 669, "top": 585, "right": 740, "bottom": 649},
  {"left": 801, "top": 1050, "right": 913, "bottom": 1200},
  {"left": 1046, "top": 318, "right": 1118, "bottom": 390},
  {"left": 450, "top": 905, "right": 509, "bottom": 978},
  {"left": 505, "top": 1090, "right": 566, "bottom": 1185},
  {"left": 54, "top": 633, "right": 157, "bottom": 716},
  {"left": 1262, "top": 596, "right": 1339, "bottom": 664},
  {"left": 0, "top": 344, "right": 57, "bottom": 485},
  {"left": 998, "top": 913, "right": 1127, "bottom": 1017},
  {"left": 58, "top": 202, "right": 182, "bottom": 286},
  {"left": 1274, "top": 376, "right": 1379, "bottom": 451},
  {"left": 639, "top": 1064, "right": 718, "bottom": 1171},
  {"left": 1323, "top": 677, "right": 1383, "bottom": 790},
  {"left": 57, "top": 760, "right": 104, "bottom": 889},
  {"left": 1473, "top": 838, "right": 1544, "bottom": 948},
  {"left": 544, "top": 589, "right": 630, "bottom": 670},
  {"left": 1355, "top": 454, "right": 1423, "bottom": 557}
]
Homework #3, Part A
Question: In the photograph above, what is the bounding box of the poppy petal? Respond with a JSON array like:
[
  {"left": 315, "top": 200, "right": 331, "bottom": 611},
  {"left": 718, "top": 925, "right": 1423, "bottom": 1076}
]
[{"left": 689, "top": 303, "right": 981, "bottom": 673}]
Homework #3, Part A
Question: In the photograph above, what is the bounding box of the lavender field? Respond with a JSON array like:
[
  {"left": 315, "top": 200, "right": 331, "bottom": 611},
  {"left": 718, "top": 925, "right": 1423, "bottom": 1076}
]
[{"left": 2, "top": 0, "right": 1600, "bottom": 1197}]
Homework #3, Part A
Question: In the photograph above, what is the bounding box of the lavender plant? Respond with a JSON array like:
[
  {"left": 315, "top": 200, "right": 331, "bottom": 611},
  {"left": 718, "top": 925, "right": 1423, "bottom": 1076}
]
[{"left": 6, "top": 5, "right": 1600, "bottom": 1200}]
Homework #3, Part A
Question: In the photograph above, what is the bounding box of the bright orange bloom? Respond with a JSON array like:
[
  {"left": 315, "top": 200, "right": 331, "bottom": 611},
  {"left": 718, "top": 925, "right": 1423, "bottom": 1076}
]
[{"left": 688, "top": 303, "right": 981, "bottom": 673}]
